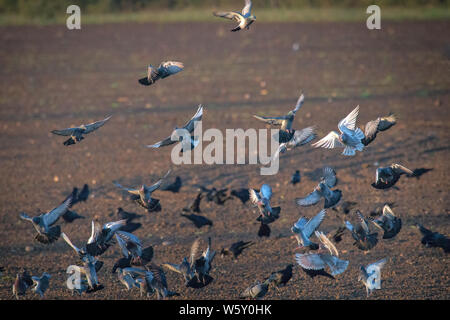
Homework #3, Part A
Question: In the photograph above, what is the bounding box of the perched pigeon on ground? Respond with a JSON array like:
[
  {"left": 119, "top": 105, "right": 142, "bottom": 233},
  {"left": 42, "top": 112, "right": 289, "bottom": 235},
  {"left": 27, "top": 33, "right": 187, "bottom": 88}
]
[
  {"left": 161, "top": 176, "right": 182, "bottom": 193},
  {"left": 31, "top": 272, "right": 51, "bottom": 298},
  {"left": 51, "top": 116, "right": 111, "bottom": 146},
  {"left": 312, "top": 106, "right": 365, "bottom": 156},
  {"left": 138, "top": 61, "right": 184, "bottom": 86},
  {"left": 295, "top": 231, "right": 348, "bottom": 277},
  {"left": 213, "top": 0, "right": 256, "bottom": 32},
  {"left": 371, "top": 205, "right": 402, "bottom": 239},
  {"left": 291, "top": 209, "right": 327, "bottom": 250},
  {"left": 146, "top": 105, "right": 203, "bottom": 152},
  {"left": 220, "top": 241, "right": 254, "bottom": 259},
  {"left": 372, "top": 163, "right": 414, "bottom": 189},
  {"left": 296, "top": 167, "right": 341, "bottom": 209},
  {"left": 182, "top": 192, "right": 203, "bottom": 213},
  {"left": 180, "top": 213, "right": 213, "bottom": 228},
  {"left": 361, "top": 114, "right": 396, "bottom": 146},
  {"left": 13, "top": 270, "right": 33, "bottom": 299},
  {"left": 266, "top": 264, "right": 293, "bottom": 287},
  {"left": 291, "top": 170, "right": 301, "bottom": 185},
  {"left": 20, "top": 194, "right": 73, "bottom": 244},
  {"left": 359, "top": 258, "right": 388, "bottom": 297},
  {"left": 249, "top": 184, "right": 281, "bottom": 222},
  {"left": 240, "top": 280, "right": 270, "bottom": 299},
  {"left": 114, "top": 170, "right": 170, "bottom": 212},
  {"left": 415, "top": 224, "right": 450, "bottom": 253},
  {"left": 115, "top": 231, "right": 154, "bottom": 266},
  {"left": 345, "top": 211, "right": 378, "bottom": 251}
]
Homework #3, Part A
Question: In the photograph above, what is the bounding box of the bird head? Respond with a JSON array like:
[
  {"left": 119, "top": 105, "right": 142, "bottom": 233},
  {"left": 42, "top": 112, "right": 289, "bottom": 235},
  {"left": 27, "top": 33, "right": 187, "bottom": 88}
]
[{"left": 32, "top": 216, "right": 41, "bottom": 224}]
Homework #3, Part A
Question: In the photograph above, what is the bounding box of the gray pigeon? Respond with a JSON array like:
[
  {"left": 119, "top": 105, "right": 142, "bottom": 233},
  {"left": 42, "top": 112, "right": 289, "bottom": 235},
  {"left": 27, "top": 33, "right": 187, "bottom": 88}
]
[
  {"left": 371, "top": 205, "right": 402, "bottom": 239},
  {"left": 291, "top": 209, "right": 327, "bottom": 250},
  {"left": 67, "top": 262, "right": 102, "bottom": 293},
  {"left": 249, "top": 184, "right": 281, "bottom": 221},
  {"left": 12, "top": 270, "right": 33, "bottom": 299},
  {"left": 372, "top": 163, "right": 414, "bottom": 189},
  {"left": 192, "top": 237, "right": 216, "bottom": 285},
  {"left": 312, "top": 106, "right": 365, "bottom": 156},
  {"left": 266, "top": 264, "right": 293, "bottom": 288},
  {"left": 213, "top": 0, "right": 256, "bottom": 32},
  {"left": 20, "top": 194, "right": 73, "bottom": 244},
  {"left": 138, "top": 61, "right": 184, "bottom": 86},
  {"left": 361, "top": 114, "right": 396, "bottom": 146},
  {"left": 359, "top": 258, "right": 387, "bottom": 297},
  {"left": 114, "top": 170, "right": 170, "bottom": 212},
  {"left": 296, "top": 167, "right": 341, "bottom": 209},
  {"left": 123, "top": 265, "right": 171, "bottom": 299},
  {"left": 31, "top": 272, "right": 51, "bottom": 298},
  {"left": 240, "top": 280, "right": 270, "bottom": 299},
  {"left": 115, "top": 231, "right": 154, "bottom": 266},
  {"left": 345, "top": 211, "right": 378, "bottom": 251},
  {"left": 51, "top": 116, "right": 111, "bottom": 146},
  {"left": 117, "top": 268, "right": 140, "bottom": 291},
  {"left": 272, "top": 126, "right": 316, "bottom": 161}
]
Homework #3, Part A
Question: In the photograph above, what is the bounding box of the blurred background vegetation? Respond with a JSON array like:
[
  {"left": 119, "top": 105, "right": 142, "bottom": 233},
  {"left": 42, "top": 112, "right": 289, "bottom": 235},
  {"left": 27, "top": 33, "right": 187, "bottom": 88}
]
[{"left": 0, "top": 0, "right": 448, "bottom": 23}]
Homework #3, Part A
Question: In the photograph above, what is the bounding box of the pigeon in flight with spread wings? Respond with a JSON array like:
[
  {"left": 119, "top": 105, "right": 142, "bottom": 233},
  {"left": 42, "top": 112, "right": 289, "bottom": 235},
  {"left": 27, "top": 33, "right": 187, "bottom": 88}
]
[
  {"left": 146, "top": 105, "right": 203, "bottom": 152},
  {"left": 361, "top": 113, "right": 396, "bottom": 146},
  {"left": 359, "top": 258, "right": 387, "bottom": 297},
  {"left": 295, "top": 231, "right": 348, "bottom": 277},
  {"left": 312, "top": 106, "right": 365, "bottom": 156},
  {"left": 345, "top": 210, "right": 379, "bottom": 251},
  {"left": 249, "top": 184, "right": 281, "bottom": 223},
  {"left": 19, "top": 194, "right": 73, "bottom": 244},
  {"left": 138, "top": 61, "right": 184, "bottom": 86},
  {"left": 372, "top": 163, "right": 414, "bottom": 189},
  {"left": 296, "top": 167, "right": 342, "bottom": 209},
  {"left": 115, "top": 231, "right": 154, "bottom": 267},
  {"left": 31, "top": 272, "right": 51, "bottom": 298},
  {"left": 371, "top": 204, "right": 402, "bottom": 239},
  {"left": 291, "top": 209, "right": 327, "bottom": 250},
  {"left": 213, "top": 0, "right": 256, "bottom": 32},
  {"left": 51, "top": 116, "right": 111, "bottom": 146},
  {"left": 114, "top": 170, "right": 171, "bottom": 212}
]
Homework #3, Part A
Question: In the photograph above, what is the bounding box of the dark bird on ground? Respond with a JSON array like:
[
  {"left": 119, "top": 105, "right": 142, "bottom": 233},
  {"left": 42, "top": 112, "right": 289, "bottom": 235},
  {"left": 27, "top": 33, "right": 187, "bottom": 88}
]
[
  {"left": 266, "top": 264, "right": 293, "bottom": 287},
  {"left": 146, "top": 105, "right": 203, "bottom": 152},
  {"left": 138, "top": 61, "right": 184, "bottom": 86},
  {"left": 13, "top": 270, "right": 33, "bottom": 299},
  {"left": 220, "top": 241, "right": 254, "bottom": 259},
  {"left": 200, "top": 186, "right": 233, "bottom": 205},
  {"left": 180, "top": 213, "right": 212, "bottom": 228},
  {"left": 371, "top": 204, "right": 402, "bottom": 239},
  {"left": 213, "top": 0, "right": 256, "bottom": 32},
  {"left": 295, "top": 231, "right": 348, "bottom": 277},
  {"left": 20, "top": 194, "right": 73, "bottom": 244},
  {"left": 31, "top": 272, "right": 51, "bottom": 298},
  {"left": 51, "top": 116, "right": 111, "bottom": 146},
  {"left": 345, "top": 211, "right": 378, "bottom": 251},
  {"left": 415, "top": 224, "right": 450, "bottom": 253},
  {"left": 291, "top": 209, "right": 326, "bottom": 250},
  {"left": 291, "top": 170, "right": 301, "bottom": 185},
  {"left": 331, "top": 200, "right": 357, "bottom": 215},
  {"left": 115, "top": 231, "right": 154, "bottom": 266},
  {"left": 361, "top": 114, "right": 396, "bottom": 146},
  {"left": 182, "top": 192, "right": 203, "bottom": 213},
  {"left": 240, "top": 280, "right": 270, "bottom": 299},
  {"left": 296, "top": 167, "right": 341, "bottom": 209},
  {"left": 116, "top": 207, "right": 142, "bottom": 223},
  {"left": 161, "top": 176, "right": 182, "bottom": 193},
  {"left": 372, "top": 163, "right": 414, "bottom": 189},
  {"left": 258, "top": 222, "right": 271, "bottom": 238},
  {"left": 114, "top": 170, "right": 170, "bottom": 212},
  {"left": 230, "top": 188, "right": 251, "bottom": 204}
]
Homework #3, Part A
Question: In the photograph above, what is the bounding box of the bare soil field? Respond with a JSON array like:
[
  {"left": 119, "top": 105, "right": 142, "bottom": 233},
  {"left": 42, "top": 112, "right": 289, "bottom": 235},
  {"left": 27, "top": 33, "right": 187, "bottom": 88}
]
[{"left": 0, "top": 21, "right": 449, "bottom": 300}]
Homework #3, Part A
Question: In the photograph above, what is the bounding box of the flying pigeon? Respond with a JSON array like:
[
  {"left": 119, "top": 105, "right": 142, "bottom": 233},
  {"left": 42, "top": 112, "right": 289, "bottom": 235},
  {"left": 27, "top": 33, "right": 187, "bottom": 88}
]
[
  {"left": 123, "top": 265, "right": 172, "bottom": 299},
  {"left": 20, "top": 194, "right": 73, "bottom": 244},
  {"left": 415, "top": 224, "right": 450, "bottom": 253},
  {"left": 191, "top": 237, "right": 216, "bottom": 285},
  {"left": 296, "top": 167, "right": 342, "bottom": 209},
  {"left": 372, "top": 163, "right": 414, "bottom": 189},
  {"left": 12, "top": 270, "right": 33, "bottom": 299},
  {"left": 359, "top": 258, "right": 387, "bottom": 297},
  {"left": 67, "top": 262, "right": 103, "bottom": 293},
  {"left": 213, "top": 0, "right": 256, "bottom": 32},
  {"left": 220, "top": 240, "right": 254, "bottom": 259},
  {"left": 31, "top": 272, "right": 51, "bottom": 298},
  {"left": 249, "top": 184, "right": 281, "bottom": 221},
  {"left": 115, "top": 231, "right": 154, "bottom": 266},
  {"left": 114, "top": 169, "right": 170, "bottom": 212},
  {"left": 138, "top": 61, "right": 184, "bottom": 86},
  {"left": 266, "top": 264, "right": 293, "bottom": 288},
  {"left": 51, "top": 116, "right": 111, "bottom": 146},
  {"left": 312, "top": 106, "right": 365, "bottom": 156},
  {"left": 117, "top": 268, "right": 141, "bottom": 291},
  {"left": 240, "top": 280, "right": 270, "bottom": 299},
  {"left": 291, "top": 170, "right": 301, "bottom": 185},
  {"left": 361, "top": 114, "right": 396, "bottom": 146},
  {"left": 345, "top": 211, "right": 378, "bottom": 251},
  {"left": 291, "top": 209, "right": 327, "bottom": 250},
  {"left": 371, "top": 205, "right": 402, "bottom": 239},
  {"left": 272, "top": 126, "right": 316, "bottom": 161},
  {"left": 146, "top": 105, "right": 203, "bottom": 152},
  {"left": 295, "top": 231, "right": 348, "bottom": 277}
]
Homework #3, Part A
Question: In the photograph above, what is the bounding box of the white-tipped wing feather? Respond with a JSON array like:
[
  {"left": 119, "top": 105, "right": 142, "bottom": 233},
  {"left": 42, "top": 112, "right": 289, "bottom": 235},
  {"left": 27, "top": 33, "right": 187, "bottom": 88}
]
[
  {"left": 312, "top": 131, "right": 344, "bottom": 149},
  {"left": 338, "top": 106, "right": 359, "bottom": 131}
]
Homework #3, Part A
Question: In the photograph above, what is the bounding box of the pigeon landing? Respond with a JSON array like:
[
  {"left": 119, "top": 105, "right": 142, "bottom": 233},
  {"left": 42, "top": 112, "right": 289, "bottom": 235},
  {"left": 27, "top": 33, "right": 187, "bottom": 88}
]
[
  {"left": 249, "top": 184, "right": 281, "bottom": 222},
  {"left": 291, "top": 209, "right": 327, "bottom": 250},
  {"left": 372, "top": 163, "right": 414, "bottom": 189},
  {"left": 138, "top": 61, "right": 184, "bottom": 86},
  {"left": 19, "top": 194, "right": 73, "bottom": 244},
  {"left": 162, "top": 239, "right": 200, "bottom": 287},
  {"left": 371, "top": 205, "right": 402, "bottom": 239},
  {"left": 51, "top": 116, "right": 111, "bottom": 146},
  {"left": 296, "top": 167, "right": 342, "bottom": 209},
  {"left": 312, "top": 106, "right": 365, "bottom": 156},
  {"left": 345, "top": 211, "right": 379, "bottom": 251},
  {"left": 213, "top": 0, "right": 256, "bottom": 32},
  {"left": 115, "top": 231, "right": 154, "bottom": 266},
  {"left": 114, "top": 169, "right": 170, "bottom": 212},
  {"left": 359, "top": 258, "right": 387, "bottom": 297}
]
